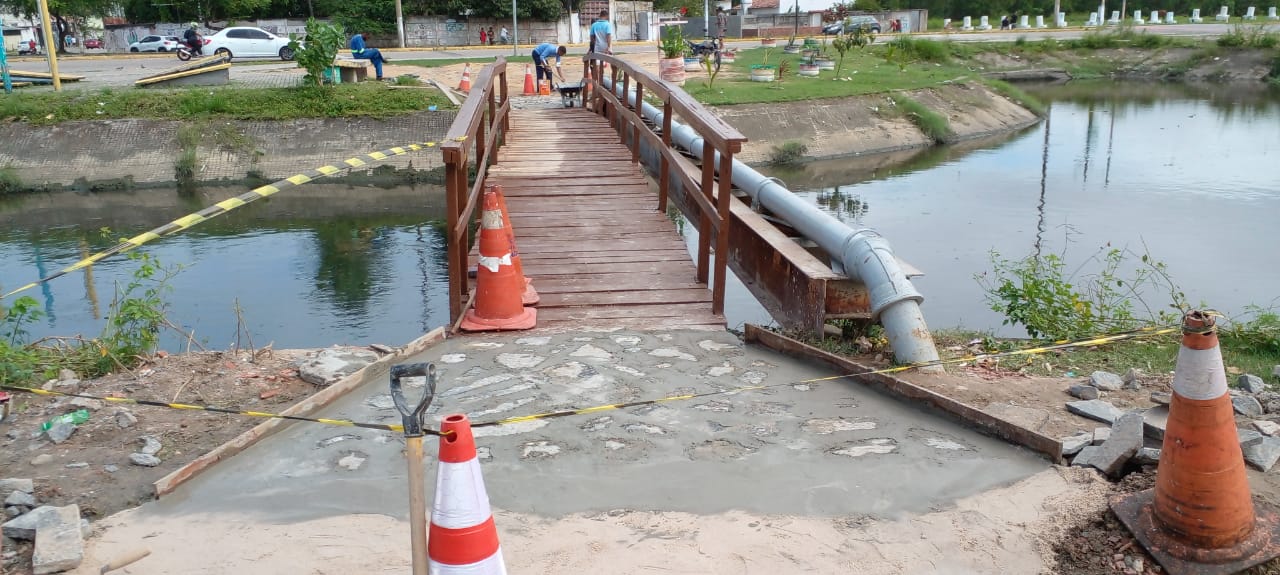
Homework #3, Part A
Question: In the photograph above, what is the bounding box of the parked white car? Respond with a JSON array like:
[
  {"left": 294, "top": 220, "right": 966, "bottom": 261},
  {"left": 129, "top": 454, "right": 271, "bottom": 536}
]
[
  {"left": 129, "top": 35, "right": 183, "bottom": 52},
  {"left": 202, "top": 27, "right": 295, "bottom": 61}
]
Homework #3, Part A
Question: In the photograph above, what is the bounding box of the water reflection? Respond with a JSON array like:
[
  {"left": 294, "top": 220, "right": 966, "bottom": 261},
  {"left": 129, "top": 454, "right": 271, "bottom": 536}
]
[
  {"left": 761, "top": 81, "right": 1280, "bottom": 335},
  {"left": 0, "top": 184, "right": 451, "bottom": 348}
]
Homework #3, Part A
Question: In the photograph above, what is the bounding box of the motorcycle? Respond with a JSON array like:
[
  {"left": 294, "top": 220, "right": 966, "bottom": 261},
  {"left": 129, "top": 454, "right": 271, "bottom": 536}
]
[
  {"left": 176, "top": 39, "right": 203, "bottom": 61},
  {"left": 685, "top": 39, "right": 718, "bottom": 58}
]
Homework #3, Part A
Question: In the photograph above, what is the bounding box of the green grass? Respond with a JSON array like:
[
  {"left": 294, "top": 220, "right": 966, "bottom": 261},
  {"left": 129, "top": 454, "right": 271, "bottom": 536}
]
[
  {"left": 984, "top": 78, "right": 1047, "bottom": 115},
  {"left": 0, "top": 165, "right": 22, "bottom": 195},
  {"left": 683, "top": 46, "right": 970, "bottom": 106},
  {"left": 888, "top": 94, "right": 953, "bottom": 143},
  {"left": 0, "top": 82, "right": 453, "bottom": 125}
]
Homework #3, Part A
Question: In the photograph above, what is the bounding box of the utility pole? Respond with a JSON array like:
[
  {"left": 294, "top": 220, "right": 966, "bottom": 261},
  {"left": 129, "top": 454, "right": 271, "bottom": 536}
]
[
  {"left": 395, "top": 0, "right": 405, "bottom": 48},
  {"left": 36, "top": 0, "right": 61, "bottom": 91},
  {"left": 1054, "top": 0, "right": 1061, "bottom": 26},
  {"left": 512, "top": 0, "right": 519, "bottom": 56}
]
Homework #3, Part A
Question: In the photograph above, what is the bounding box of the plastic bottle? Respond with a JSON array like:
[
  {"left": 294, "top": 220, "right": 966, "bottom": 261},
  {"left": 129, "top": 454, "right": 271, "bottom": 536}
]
[{"left": 40, "top": 409, "right": 90, "bottom": 431}]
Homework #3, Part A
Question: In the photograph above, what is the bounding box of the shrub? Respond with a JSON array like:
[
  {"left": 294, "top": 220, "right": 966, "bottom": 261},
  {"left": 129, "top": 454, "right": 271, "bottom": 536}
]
[
  {"left": 769, "top": 140, "right": 809, "bottom": 165},
  {"left": 887, "top": 36, "right": 951, "bottom": 63},
  {"left": 890, "top": 95, "right": 952, "bottom": 143},
  {"left": 291, "top": 18, "right": 347, "bottom": 87}
]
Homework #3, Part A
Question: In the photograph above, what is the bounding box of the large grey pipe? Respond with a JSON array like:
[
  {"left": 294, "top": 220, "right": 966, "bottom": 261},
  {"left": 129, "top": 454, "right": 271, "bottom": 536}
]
[{"left": 603, "top": 78, "right": 942, "bottom": 370}]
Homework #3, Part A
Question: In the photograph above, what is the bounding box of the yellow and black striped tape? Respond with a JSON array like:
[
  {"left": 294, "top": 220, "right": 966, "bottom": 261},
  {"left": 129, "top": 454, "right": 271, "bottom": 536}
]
[
  {"left": 0, "top": 325, "right": 1178, "bottom": 434},
  {"left": 0, "top": 384, "right": 433, "bottom": 435},
  {"left": 0, "top": 137, "right": 466, "bottom": 301}
]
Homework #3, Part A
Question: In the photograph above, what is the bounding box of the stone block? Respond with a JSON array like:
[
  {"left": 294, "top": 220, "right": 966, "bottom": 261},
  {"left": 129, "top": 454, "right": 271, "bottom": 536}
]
[
  {"left": 1066, "top": 399, "right": 1124, "bottom": 424},
  {"left": 1143, "top": 405, "right": 1169, "bottom": 440}
]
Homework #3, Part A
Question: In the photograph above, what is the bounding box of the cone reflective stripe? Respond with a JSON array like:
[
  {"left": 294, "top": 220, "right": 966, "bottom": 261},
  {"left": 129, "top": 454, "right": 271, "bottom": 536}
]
[
  {"left": 428, "top": 414, "right": 507, "bottom": 575},
  {"left": 521, "top": 64, "right": 536, "bottom": 96},
  {"left": 459, "top": 191, "right": 536, "bottom": 332},
  {"left": 1110, "top": 310, "right": 1280, "bottom": 575},
  {"left": 486, "top": 184, "right": 539, "bottom": 306},
  {"left": 458, "top": 63, "right": 473, "bottom": 93}
]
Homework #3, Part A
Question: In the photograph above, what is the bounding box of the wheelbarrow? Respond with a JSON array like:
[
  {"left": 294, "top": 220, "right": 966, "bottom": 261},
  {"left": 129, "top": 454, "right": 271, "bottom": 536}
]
[{"left": 554, "top": 80, "right": 586, "bottom": 108}]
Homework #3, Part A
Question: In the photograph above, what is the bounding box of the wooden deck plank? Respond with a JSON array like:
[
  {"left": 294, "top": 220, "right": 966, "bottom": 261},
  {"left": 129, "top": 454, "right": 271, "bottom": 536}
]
[{"left": 467, "top": 107, "right": 721, "bottom": 333}]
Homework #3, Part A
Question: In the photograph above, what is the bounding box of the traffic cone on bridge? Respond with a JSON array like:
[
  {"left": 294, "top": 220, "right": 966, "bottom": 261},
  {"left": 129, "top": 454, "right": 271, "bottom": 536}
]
[
  {"left": 1110, "top": 310, "right": 1280, "bottom": 575},
  {"left": 521, "top": 64, "right": 536, "bottom": 96},
  {"left": 427, "top": 414, "right": 507, "bottom": 574},
  {"left": 459, "top": 189, "right": 536, "bottom": 332},
  {"left": 458, "top": 63, "right": 473, "bottom": 93},
  {"left": 486, "top": 184, "right": 539, "bottom": 306}
]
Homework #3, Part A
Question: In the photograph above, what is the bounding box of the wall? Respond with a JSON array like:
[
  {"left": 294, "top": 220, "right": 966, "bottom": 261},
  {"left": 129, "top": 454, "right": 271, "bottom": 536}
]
[{"left": 0, "top": 111, "right": 455, "bottom": 190}]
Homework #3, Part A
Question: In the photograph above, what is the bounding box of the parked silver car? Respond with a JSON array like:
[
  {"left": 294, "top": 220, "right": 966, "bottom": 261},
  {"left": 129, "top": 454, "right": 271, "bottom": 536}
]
[
  {"left": 822, "top": 15, "right": 882, "bottom": 34},
  {"left": 129, "top": 35, "right": 183, "bottom": 52}
]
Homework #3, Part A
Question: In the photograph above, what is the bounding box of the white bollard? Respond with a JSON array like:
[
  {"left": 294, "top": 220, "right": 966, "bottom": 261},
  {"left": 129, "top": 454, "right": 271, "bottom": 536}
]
[
  {"left": 1087, "top": 11, "right": 1100, "bottom": 25},
  {"left": 1108, "top": 10, "right": 1121, "bottom": 23},
  {"left": 1036, "top": 14, "right": 1047, "bottom": 27},
  {"left": 1019, "top": 14, "right": 1030, "bottom": 27},
  {"left": 979, "top": 15, "right": 992, "bottom": 29},
  {"left": 1269, "top": 6, "right": 1278, "bottom": 20},
  {"left": 1166, "top": 10, "right": 1178, "bottom": 22},
  {"left": 1216, "top": 5, "right": 1230, "bottom": 20},
  {"left": 963, "top": 15, "right": 973, "bottom": 30},
  {"left": 943, "top": 17, "right": 951, "bottom": 29},
  {"left": 1059, "top": 11, "right": 1069, "bottom": 26},
  {"left": 1190, "top": 7, "right": 1203, "bottom": 21},
  {"left": 1244, "top": 6, "right": 1257, "bottom": 18},
  {"left": 1134, "top": 9, "right": 1145, "bottom": 23}
]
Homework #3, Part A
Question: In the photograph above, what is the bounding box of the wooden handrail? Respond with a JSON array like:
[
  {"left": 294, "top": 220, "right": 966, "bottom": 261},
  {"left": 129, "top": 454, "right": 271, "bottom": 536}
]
[
  {"left": 585, "top": 53, "right": 747, "bottom": 154},
  {"left": 442, "top": 57, "right": 509, "bottom": 324},
  {"left": 584, "top": 53, "right": 747, "bottom": 315}
]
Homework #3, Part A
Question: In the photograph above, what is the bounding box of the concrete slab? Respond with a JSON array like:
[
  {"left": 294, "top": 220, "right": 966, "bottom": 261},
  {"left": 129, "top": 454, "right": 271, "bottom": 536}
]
[{"left": 137, "top": 330, "right": 1044, "bottom": 521}]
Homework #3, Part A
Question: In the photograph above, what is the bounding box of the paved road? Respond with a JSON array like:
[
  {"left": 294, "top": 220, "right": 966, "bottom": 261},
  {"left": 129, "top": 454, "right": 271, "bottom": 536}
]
[{"left": 8, "top": 21, "right": 1273, "bottom": 90}]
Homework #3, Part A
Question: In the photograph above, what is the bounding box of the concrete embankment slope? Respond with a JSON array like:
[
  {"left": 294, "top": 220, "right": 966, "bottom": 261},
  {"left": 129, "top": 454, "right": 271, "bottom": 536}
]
[
  {"left": 0, "top": 111, "right": 455, "bottom": 190},
  {"left": 70, "top": 329, "right": 1066, "bottom": 573},
  {"left": 715, "top": 83, "right": 1041, "bottom": 164}
]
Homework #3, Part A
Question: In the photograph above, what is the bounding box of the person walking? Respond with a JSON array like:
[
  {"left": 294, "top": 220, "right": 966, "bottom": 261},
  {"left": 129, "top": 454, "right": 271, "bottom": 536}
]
[
  {"left": 479, "top": 28, "right": 487, "bottom": 46},
  {"left": 531, "top": 42, "right": 566, "bottom": 87},
  {"left": 716, "top": 7, "right": 729, "bottom": 49},
  {"left": 350, "top": 32, "right": 389, "bottom": 80},
  {"left": 488, "top": 26, "right": 495, "bottom": 46},
  {"left": 499, "top": 26, "right": 510, "bottom": 44},
  {"left": 589, "top": 9, "right": 613, "bottom": 54}
]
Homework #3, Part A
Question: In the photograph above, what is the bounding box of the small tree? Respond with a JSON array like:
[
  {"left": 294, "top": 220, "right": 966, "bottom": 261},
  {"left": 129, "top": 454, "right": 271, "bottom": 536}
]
[
  {"left": 831, "top": 23, "right": 875, "bottom": 78},
  {"left": 700, "top": 52, "right": 722, "bottom": 89},
  {"left": 290, "top": 18, "right": 346, "bottom": 87}
]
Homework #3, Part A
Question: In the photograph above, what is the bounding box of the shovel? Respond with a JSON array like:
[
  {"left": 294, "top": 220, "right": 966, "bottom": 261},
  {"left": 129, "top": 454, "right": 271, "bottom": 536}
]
[{"left": 391, "top": 362, "right": 437, "bottom": 575}]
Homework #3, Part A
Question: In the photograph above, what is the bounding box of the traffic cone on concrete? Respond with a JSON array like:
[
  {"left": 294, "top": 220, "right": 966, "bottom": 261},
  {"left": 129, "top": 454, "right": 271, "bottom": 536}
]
[
  {"left": 521, "top": 64, "right": 536, "bottom": 96},
  {"left": 1110, "top": 310, "right": 1280, "bottom": 575},
  {"left": 458, "top": 63, "right": 473, "bottom": 93},
  {"left": 459, "top": 190, "right": 536, "bottom": 332},
  {"left": 427, "top": 414, "right": 507, "bottom": 574},
  {"left": 486, "top": 184, "right": 539, "bottom": 306}
]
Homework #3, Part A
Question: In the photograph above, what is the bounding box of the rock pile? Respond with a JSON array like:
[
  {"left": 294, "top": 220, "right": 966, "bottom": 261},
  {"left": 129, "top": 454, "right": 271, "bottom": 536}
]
[
  {"left": 1061, "top": 369, "right": 1280, "bottom": 478},
  {"left": 1, "top": 479, "right": 85, "bottom": 574}
]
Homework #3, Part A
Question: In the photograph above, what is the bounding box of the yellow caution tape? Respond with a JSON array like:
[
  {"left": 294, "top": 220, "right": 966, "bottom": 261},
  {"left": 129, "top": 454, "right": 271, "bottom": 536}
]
[
  {"left": 0, "top": 325, "right": 1178, "bottom": 434},
  {"left": 1, "top": 137, "right": 466, "bottom": 300}
]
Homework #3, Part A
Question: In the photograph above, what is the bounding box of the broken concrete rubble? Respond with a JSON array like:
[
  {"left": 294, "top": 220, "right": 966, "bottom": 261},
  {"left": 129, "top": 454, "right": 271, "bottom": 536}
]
[
  {"left": 1061, "top": 433, "right": 1090, "bottom": 456},
  {"left": 297, "top": 348, "right": 380, "bottom": 387},
  {"left": 1143, "top": 406, "right": 1169, "bottom": 441},
  {"left": 1135, "top": 447, "right": 1161, "bottom": 466},
  {"left": 1092, "top": 427, "right": 1110, "bottom": 445},
  {"left": 1243, "top": 437, "right": 1280, "bottom": 472},
  {"left": 1240, "top": 374, "right": 1267, "bottom": 394},
  {"left": 1089, "top": 371, "right": 1124, "bottom": 391},
  {"left": 1086, "top": 412, "right": 1143, "bottom": 478},
  {"left": 1068, "top": 385, "right": 1099, "bottom": 400},
  {"left": 1234, "top": 395, "right": 1264, "bottom": 417},
  {"left": 1066, "top": 399, "right": 1124, "bottom": 424}
]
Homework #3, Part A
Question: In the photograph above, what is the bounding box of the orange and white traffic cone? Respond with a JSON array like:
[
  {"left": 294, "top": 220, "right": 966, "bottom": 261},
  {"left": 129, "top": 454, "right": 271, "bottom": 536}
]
[
  {"left": 486, "top": 184, "right": 538, "bottom": 306},
  {"left": 521, "top": 64, "right": 536, "bottom": 96},
  {"left": 459, "top": 190, "right": 536, "bottom": 332},
  {"left": 427, "top": 414, "right": 507, "bottom": 575},
  {"left": 1110, "top": 310, "right": 1280, "bottom": 575},
  {"left": 458, "top": 63, "right": 473, "bottom": 93}
]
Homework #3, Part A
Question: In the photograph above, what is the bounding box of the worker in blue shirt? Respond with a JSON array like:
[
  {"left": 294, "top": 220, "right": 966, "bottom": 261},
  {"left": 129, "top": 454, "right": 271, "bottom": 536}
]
[
  {"left": 350, "top": 32, "right": 389, "bottom": 80},
  {"left": 589, "top": 9, "right": 613, "bottom": 54},
  {"left": 531, "top": 43, "right": 567, "bottom": 87}
]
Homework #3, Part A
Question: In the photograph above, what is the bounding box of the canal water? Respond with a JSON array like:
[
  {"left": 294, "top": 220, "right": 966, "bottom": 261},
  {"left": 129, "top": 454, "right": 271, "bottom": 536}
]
[{"left": 2, "top": 82, "right": 1277, "bottom": 348}]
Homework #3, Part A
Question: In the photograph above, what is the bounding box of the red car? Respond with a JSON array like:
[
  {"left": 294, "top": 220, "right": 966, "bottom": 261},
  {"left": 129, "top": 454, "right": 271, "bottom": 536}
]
[{"left": 83, "top": 38, "right": 103, "bottom": 49}]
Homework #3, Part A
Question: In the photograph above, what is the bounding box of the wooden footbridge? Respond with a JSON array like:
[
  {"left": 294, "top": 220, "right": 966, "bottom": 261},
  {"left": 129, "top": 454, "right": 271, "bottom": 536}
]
[{"left": 440, "top": 56, "right": 907, "bottom": 334}]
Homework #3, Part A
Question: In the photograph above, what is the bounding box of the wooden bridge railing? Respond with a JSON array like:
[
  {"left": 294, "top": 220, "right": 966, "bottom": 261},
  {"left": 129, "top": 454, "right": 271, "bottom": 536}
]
[
  {"left": 584, "top": 54, "right": 748, "bottom": 315},
  {"left": 441, "top": 57, "right": 509, "bottom": 324}
]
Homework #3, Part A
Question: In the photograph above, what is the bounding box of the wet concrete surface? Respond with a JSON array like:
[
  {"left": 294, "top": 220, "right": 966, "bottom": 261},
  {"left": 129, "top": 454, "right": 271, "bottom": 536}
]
[{"left": 147, "top": 330, "right": 1046, "bottom": 522}]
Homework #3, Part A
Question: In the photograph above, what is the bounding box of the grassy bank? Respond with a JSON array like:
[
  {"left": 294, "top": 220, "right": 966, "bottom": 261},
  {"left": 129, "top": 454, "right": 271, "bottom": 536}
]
[{"left": 0, "top": 82, "right": 453, "bottom": 125}]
